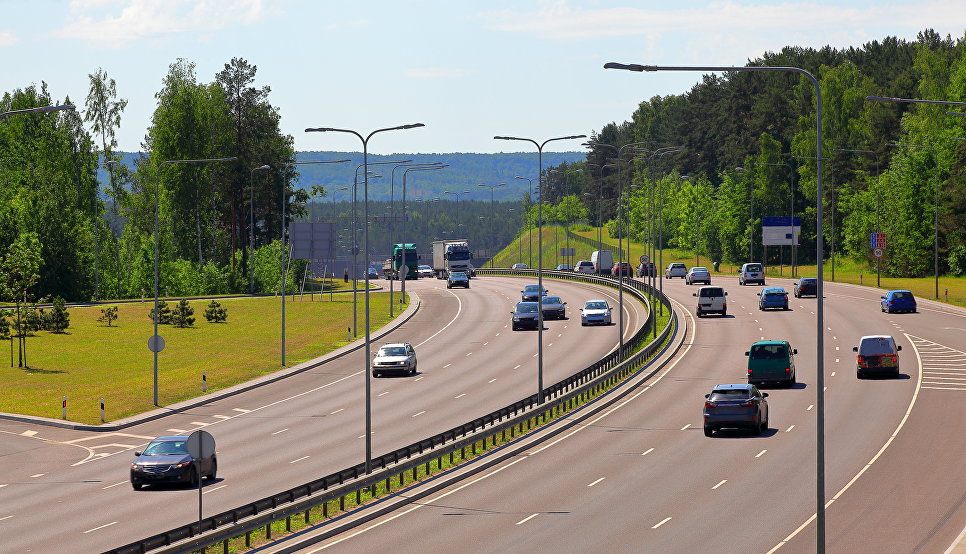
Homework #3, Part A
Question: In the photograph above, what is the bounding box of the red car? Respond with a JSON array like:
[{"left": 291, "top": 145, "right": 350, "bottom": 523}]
[{"left": 611, "top": 262, "right": 633, "bottom": 277}]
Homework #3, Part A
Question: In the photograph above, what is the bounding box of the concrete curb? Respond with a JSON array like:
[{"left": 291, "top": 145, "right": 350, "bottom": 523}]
[{"left": 0, "top": 291, "right": 420, "bottom": 432}]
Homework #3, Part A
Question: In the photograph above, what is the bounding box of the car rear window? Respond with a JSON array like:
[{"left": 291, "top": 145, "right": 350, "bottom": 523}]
[
  {"left": 751, "top": 344, "right": 787, "bottom": 359},
  {"left": 859, "top": 337, "right": 895, "bottom": 355},
  {"left": 710, "top": 389, "right": 750, "bottom": 400},
  {"left": 672, "top": 263, "right": 685, "bottom": 268},
  {"left": 893, "top": 291, "right": 912, "bottom": 299},
  {"left": 699, "top": 288, "right": 724, "bottom": 298},
  {"left": 745, "top": 264, "right": 763, "bottom": 272}
]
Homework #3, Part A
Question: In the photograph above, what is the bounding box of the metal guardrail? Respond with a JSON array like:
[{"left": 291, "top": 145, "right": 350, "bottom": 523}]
[{"left": 108, "top": 270, "right": 673, "bottom": 554}]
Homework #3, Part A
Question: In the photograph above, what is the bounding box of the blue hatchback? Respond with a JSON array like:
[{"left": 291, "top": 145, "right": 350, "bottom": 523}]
[
  {"left": 881, "top": 290, "right": 917, "bottom": 313},
  {"left": 758, "top": 287, "right": 789, "bottom": 311}
]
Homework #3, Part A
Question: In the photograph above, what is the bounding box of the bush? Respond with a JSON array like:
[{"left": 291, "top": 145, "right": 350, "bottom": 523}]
[
  {"left": 171, "top": 299, "right": 195, "bottom": 328},
  {"left": 149, "top": 300, "right": 172, "bottom": 324},
  {"left": 949, "top": 245, "right": 966, "bottom": 277},
  {"left": 48, "top": 297, "right": 70, "bottom": 333},
  {"left": 0, "top": 310, "right": 9, "bottom": 339},
  {"left": 204, "top": 299, "right": 228, "bottom": 323},
  {"left": 98, "top": 306, "right": 118, "bottom": 327}
]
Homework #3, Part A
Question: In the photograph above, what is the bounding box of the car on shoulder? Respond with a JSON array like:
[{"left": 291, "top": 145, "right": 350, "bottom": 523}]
[
  {"left": 575, "top": 260, "right": 595, "bottom": 273},
  {"left": 511, "top": 301, "right": 540, "bottom": 330},
  {"left": 511, "top": 263, "right": 529, "bottom": 271},
  {"left": 853, "top": 335, "right": 902, "bottom": 378},
  {"left": 611, "top": 261, "right": 633, "bottom": 277},
  {"left": 580, "top": 300, "right": 612, "bottom": 326},
  {"left": 881, "top": 289, "right": 916, "bottom": 313},
  {"left": 703, "top": 384, "right": 769, "bottom": 437},
  {"left": 540, "top": 296, "right": 567, "bottom": 319},
  {"left": 693, "top": 285, "right": 727, "bottom": 317},
  {"left": 521, "top": 284, "right": 548, "bottom": 302},
  {"left": 417, "top": 264, "right": 433, "bottom": 278},
  {"left": 738, "top": 262, "right": 765, "bottom": 286},
  {"left": 793, "top": 277, "right": 817, "bottom": 298},
  {"left": 685, "top": 266, "right": 712, "bottom": 285},
  {"left": 758, "top": 287, "right": 789, "bottom": 310},
  {"left": 371, "top": 342, "right": 417, "bottom": 377},
  {"left": 665, "top": 262, "right": 687, "bottom": 279},
  {"left": 131, "top": 435, "right": 217, "bottom": 490},
  {"left": 554, "top": 263, "right": 573, "bottom": 271},
  {"left": 446, "top": 271, "right": 470, "bottom": 289},
  {"left": 636, "top": 262, "right": 656, "bottom": 277}
]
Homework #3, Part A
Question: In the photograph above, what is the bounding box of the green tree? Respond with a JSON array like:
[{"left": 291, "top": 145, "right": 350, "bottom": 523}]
[
  {"left": 204, "top": 299, "right": 227, "bottom": 323},
  {"left": 1, "top": 231, "right": 42, "bottom": 367},
  {"left": 97, "top": 306, "right": 118, "bottom": 327},
  {"left": 48, "top": 296, "right": 70, "bottom": 333},
  {"left": 171, "top": 298, "right": 195, "bottom": 328},
  {"left": 150, "top": 300, "right": 172, "bottom": 325}
]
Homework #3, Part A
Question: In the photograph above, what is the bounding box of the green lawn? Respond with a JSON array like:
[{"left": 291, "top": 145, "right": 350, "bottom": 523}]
[{"left": 3, "top": 292, "right": 408, "bottom": 424}]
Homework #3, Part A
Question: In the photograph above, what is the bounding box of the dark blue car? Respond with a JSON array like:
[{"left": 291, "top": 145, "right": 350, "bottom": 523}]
[
  {"left": 881, "top": 290, "right": 916, "bottom": 313},
  {"left": 757, "top": 287, "right": 789, "bottom": 311}
]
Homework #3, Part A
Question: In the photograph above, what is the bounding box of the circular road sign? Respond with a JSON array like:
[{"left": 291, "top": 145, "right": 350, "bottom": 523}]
[
  {"left": 147, "top": 334, "right": 165, "bottom": 353},
  {"left": 873, "top": 247, "right": 884, "bottom": 258},
  {"left": 187, "top": 429, "right": 216, "bottom": 460},
  {"left": 639, "top": 254, "right": 649, "bottom": 264}
]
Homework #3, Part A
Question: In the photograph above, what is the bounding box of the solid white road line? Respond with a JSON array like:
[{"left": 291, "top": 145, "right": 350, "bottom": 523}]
[
  {"left": 290, "top": 456, "right": 310, "bottom": 464},
  {"left": 516, "top": 513, "right": 539, "bottom": 525},
  {"left": 652, "top": 517, "right": 672, "bottom": 529},
  {"left": 712, "top": 480, "right": 727, "bottom": 490},
  {"left": 755, "top": 450, "right": 767, "bottom": 458},
  {"left": 587, "top": 477, "right": 605, "bottom": 487},
  {"left": 83, "top": 521, "right": 117, "bottom": 533},
  {"left": 641, "top": 448, "right": 655, "bottom": 456},
  {"left": 202, "top": 485, "right": 227, "bottom": 494}
]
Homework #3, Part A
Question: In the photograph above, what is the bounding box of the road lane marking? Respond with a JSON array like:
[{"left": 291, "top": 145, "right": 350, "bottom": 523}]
[
  {"left": 232, "top": 408, "right": 250, "bottom": 413},
  {"left": 213, "top": 415, "right": 230, "bottom": 420},
  {"left": 831, "top": 371, "right": 836, "bottom": 376},
  {"left": 102, "top": 481, "right": 127, "bottom": 490},
  {"left": 190, "top": 422, "right": 210, "bottom": 426},
  {"left": 290, "top": 456, "right": 310, "bottom": 464},
  {"left": 488, "top": 379, "right": 497, "bottom": 383},
  {"left": 414, "top": 377, "right": 424, "bottom": 382},
  {"left": 378, "top": 391, "right": 389, "bottom": 397},
  {"left": 455, "top": 393, "right": 466, "bottom": 399},
  {"left": 712, "top": 480, "right": 727, "bottom": 490},
  {"left": 755, "top": 450, "right": 767, "bottom": 458},
  {"left": 167, "top": 429, "right": 187, "bottom": 434},
  {"left": 83, "top": 521, "right": 117, "bottom": 533},
  {"left": 330, "top": 409, "right": 344, "bottom": 415},
  {"left": 30, "top": 474, "right": 44, "bottom": 478},
  {"left": 516, "top": 513, "right": 539, "bottom": 525},
  {"left": 785, "top": 425, "right": 795, "bottom": 432},
  {"left": 641, "top": 448, "right": 654, "bottom": 456},
  {"left": 513, "top": 364, "right": 521, "bottom": 369},
  {"left": 202, "top": 485, "right": 227, "bottom": 494},
  {"left": 680, "top": 424, "right": 691, "bottom": 431},
  {"left": 652, "top": 517, "right": 672, "bottom": 529},
  {"left": 412, "top": 411, "right": 425, "bottom": 417},
  {"left": 587, "top": 477, "right": 605, "bottom": 487},
  {"left": 272, "top": 429, "right": 289, "bottom": 435},
  {"left": 807, "top": 404, "right": 814, "bottom": 411},
  {"left": 483, "top": 342, "right": 489, "bottom": 346},
  {"left": 0, "top": 515, "right": 11, "bottom": 521},
  {"left": 20, "top": 430, "right": 37, "bottom": 437},
  {"left": 466, "top": 352, "right": 473, "bottom": 356},
  {"left": 443, "top": 364, "right": 451, "bottom": 368}
]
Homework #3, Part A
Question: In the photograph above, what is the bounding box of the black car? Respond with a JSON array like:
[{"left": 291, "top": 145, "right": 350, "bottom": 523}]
[
  {"left": 511, "top": 301, "right": 540, "bottom": 330},
  {"left": 703, "top": 384, "right": 769, "bottom": 436},
  {"left": 636, "top": 262, "right": 656, "bottom": 277},
  {"left": 446, "top": 271, "right": 470, "bottom": 288},
  {"left": 793, "top": 277, "right": 817, "bottom": 298},
  {"left": 131, "top": 435, "right": 217, "bottom": 490},
  {"left": 520, "top": 284, "right": 547, "bottom": 302}
]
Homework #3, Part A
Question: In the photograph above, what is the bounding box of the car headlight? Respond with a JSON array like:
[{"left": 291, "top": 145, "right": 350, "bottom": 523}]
[{"left": 131, "top": 464, "right": 141, "bottom": 470}]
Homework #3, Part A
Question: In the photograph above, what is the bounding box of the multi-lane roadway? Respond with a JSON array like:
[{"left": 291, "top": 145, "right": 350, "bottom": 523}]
[
  {"left": 0, "top": 275, "right": 646, "bottom": 552},
  {"left": 291, "top": 274, "right": 965, "bottom": 553}
]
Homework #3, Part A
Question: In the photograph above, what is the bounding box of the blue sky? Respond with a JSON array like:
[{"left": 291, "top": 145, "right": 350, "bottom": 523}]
[{"left": 4, "top": 1, "right": 963, "bottom": 154}]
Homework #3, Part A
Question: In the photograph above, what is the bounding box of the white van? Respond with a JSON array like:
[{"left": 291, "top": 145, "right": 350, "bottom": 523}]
[
  {"left": 693, "top": 286, "right": 728, "bottom": 317},
  {"left": 591, "top": 250, "right": 614, "bottom": 275},
  {"left": 739, "top": 263, "right": 765, "bottom": 286}
]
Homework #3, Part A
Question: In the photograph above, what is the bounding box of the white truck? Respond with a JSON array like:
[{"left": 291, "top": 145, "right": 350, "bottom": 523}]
[{"left": 432, "top": 239, "right": 473, "bottom": 279}]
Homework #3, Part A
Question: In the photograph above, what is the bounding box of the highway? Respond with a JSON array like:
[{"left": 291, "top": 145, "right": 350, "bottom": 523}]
[
  {"left": 295, "top": 275, "right": 965, "bottom": 553},
  {"left": 0, "top": 275, "right": 646, "bottom": 552}
]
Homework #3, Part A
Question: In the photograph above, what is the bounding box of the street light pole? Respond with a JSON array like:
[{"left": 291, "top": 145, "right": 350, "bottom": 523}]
[
  {"left": 514, "top": 175, "right": 536, "bottom": 266},
  {"left": 155, "top": 157, "right": 237, "bottom": 406},
  {"left": 606, "top": 60, "right": 827, "bottom": 553},
  {"left": 250, "top": 165, "right": 270, "bottom": 295},
  {"left": 496, "top": 134, "right": 586, "bottom": 405},
  {"left": 478, "top": 183, "right": 505, "bottom": 267},
  {"left": 305, "top": 124, "right": 424, "bottom": 475}
]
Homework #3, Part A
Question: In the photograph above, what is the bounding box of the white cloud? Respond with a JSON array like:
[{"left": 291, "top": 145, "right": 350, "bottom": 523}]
[
  {"left": 54, "top": 0, "right": 267, "bottom": 48},
  {"left": 403, "top": 67, "right": 467, "bottom": 79},
  {"left": 0, "top": 30, "right": 17, "bottom": 46}
]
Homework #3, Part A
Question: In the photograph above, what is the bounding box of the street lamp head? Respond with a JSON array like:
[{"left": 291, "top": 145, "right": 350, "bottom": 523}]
[
  {"left": 254, "top": 164, "right": 270, "bottom": 170},
  {"left": 603, "top": 62, "right": 648, "bottom": 72}
]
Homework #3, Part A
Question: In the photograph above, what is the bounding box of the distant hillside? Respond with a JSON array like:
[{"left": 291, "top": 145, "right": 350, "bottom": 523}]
[{"left": 105, "top": 151, "right": 587, "bottom": 202}]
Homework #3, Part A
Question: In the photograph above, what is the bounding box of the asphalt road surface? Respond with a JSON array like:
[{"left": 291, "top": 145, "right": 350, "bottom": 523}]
[
  {"left": 0, "top": 274, "right": 646, "bottom": 552},
  {"left": 296, "top": 275, "right": 965, "bottom": 554}
]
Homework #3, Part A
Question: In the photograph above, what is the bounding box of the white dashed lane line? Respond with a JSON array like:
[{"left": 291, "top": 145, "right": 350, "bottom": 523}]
[
  {"left": 202, "top": 485, "right": 227, "bottom": 495},
  {"left": 516, "top": 514, "right": 539, "bottom": 525},
  {"left": 272, "top": 429, "right": 289, "bottom": 435},
  {"left": 755, "top": 450, "right": 767, "bottom": 458},
  {"left": 330, "top": 409, "right": 344, "bottom": 415},
  {"left": 102, "top": 481, "right": 127, "bottom": 490},
  {"left": 587, "top": 477, "right": 605, "bottom": 487},
  {"left": 785, "top": 425, "right": 795, "bottom": 432},
  {"left": 290, "top": 456, "right": 310, "bottom": 464},
  {"left": 680, "top": 424, "right": 691, "bottom": 431},
  {"left": 641, "top": 448, "right": 654, "bottom": 456},
  {"left": 652, "top": 517, "right": 672, "bottom": 529},
  {"left": 455, "top": 393, "right": 466, "bottom": 399},
  {"left": 378, "top": 391, "right": 389, "bottom": 397},
  {"left": 84, "top": 521, "right": 117, "bottom": 534},
  {"left": 712, "top": 480, "right": 727, "bottom": 490},
  {"left": 412, "top": 411, "right": 426, "bottom": 418}
]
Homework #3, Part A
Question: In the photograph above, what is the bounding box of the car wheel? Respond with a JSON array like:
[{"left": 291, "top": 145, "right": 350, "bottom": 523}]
[
  {"left": 372, "top": 370, "right": 380, "bottom": 378},
  {"left": 856, "top": 368, "right": 863, "bottom": 379},
  {"left": 783, "top": 305, "right": 789, "bottom": 311},
  {"left": 704, "top": 426, "right": 713, "bottom": 437},
  {"left": 760, "top": 416, "right": 768, "bottom": 434},
  {"left": 721, "top": 309, "right": 727, "bottom": 317},
  {"left": 207, "top": 459, "right": 217, "bottom": 480},
  {"left": 132, "top": 481, "right": 143, "bottom": 491},
  {"left": 190, "top": 468, "right": 200, "bottom": 488},
  {"left": 893, "top": 369, "right": 901, "bottom": 378},
  {"left": 696, "top": 310, "right": 703, "bottom": 318}
]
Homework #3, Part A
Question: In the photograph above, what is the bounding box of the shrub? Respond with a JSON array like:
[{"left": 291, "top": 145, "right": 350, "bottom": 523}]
[
  {"left": 0, "top": 310, "right": 9, "bottom": 339},
  {"left": 48, "top": 296, "right": 70, "bottom": 333},
  {"left": 949, "top": 245, "right": 966, "bottom": 277},
  {"left": 98, "top": 306, "right": 119, "bottom": 327},
  {"left": 171, "top": 299, "right": 195, "bottom": 328},
  {"left": 204, "top": 299, "right": 228, "bottom": 323},
  {"left": 149, "top": 300, "right": 172, "bottom": 324}
]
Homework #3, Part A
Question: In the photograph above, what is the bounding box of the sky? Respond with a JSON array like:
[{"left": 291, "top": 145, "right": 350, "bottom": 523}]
[{"left": 4, "top": 1, "right": 964, "bottom": 155}]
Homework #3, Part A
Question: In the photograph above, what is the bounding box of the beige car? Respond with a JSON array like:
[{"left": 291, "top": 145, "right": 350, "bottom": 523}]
[{"left": 853, "top": 335, "right": 901, "bottom": 378}]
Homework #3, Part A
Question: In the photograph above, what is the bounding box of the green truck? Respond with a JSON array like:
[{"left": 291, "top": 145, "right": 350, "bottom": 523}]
[{"left": 382, "top": 243, "right": 419, "bottom": 280}]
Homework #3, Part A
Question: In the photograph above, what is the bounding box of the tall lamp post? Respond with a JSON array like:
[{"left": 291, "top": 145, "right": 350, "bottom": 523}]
[
  {"left": 514, "top": 175, "right": 536, "bottom": 266},
  {"left": 154, "top": 157, "right": 237, "bottom": 406},
  {"left": 0, "top": 104, "right": 75, "bottom": 119},
  {"left": 305, "top": 123, "right": 424, "bottom": 475},
  {"left": 478, "top": 182, "right": 505, "bottom": 267},
  {"left": 495, "top": 133, "right": 586, "bottom": 404},
  {"left": 754, "top": 161, "right": 797, "bottom": 277},
  {"left": 606, "top": 61, "right": 828, "bottom": 552}
]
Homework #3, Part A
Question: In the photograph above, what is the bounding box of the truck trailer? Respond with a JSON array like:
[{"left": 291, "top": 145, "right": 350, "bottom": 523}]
[
  {"left": 431, "top": 239, "right": 473, "bottom": 279},
  {"left": 383, "top": 243, "right": 419, "bottom": 280}
]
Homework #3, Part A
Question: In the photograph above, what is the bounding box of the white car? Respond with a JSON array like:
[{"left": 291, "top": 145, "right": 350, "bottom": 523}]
[
  {"left": 575, "top": 260, "right": 595, "bottom": 273},
  {"left": 417, "top": 264, "right": 433, "bottom": 278},
  {"left": 371, "top": 343, "right": 417, "bottom": 377},
  {"left": 580, "top": 300, "right": 612, "bottom": 326},
  {"left": 665, "top": 262, "right": 687, "bottom": 279},
  {"left": 693, "top": 286, "right": 728, "bottom": 317}
]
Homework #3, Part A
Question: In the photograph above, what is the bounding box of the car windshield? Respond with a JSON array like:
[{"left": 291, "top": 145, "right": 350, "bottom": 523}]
[
  {"left": 585, "top": 302, "right": 608, "bottom": 310},
  {"left": 143, "top": 440, "right": 189, "bottom": 456},
  {"left": 859, "top": 337, "right": 895, "bottom": 355},
  {"left": 516, "top": 303, "right": 538, "bottom": 314},
  {"left": 699, "top": 288, "right": 723, "bottom": 298},
  {"left": 542, "top": 297, "right": 562, "bottom": 304},
  {"left": 745, "top": 264, "right": 763, "bottom": 272},
  {"left": 801, "top": 278, "right": 815, "bottom": 284},
  {"left": 524, "top": 285, "right": 542, "bottom": 292},
  {"left": 377, "top": 346, "right": 408, "bottom": 357},
  {"left": 710, "top": 389, "right": 750, "bottom": 401},
  {"left": 751, "top": 344, "right": 787, "bottom": 359},
  {"left": 450, "top": 272, "right": 467, "bottom": 278}
]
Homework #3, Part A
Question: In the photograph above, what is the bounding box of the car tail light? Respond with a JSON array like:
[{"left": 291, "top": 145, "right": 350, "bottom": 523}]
[
  {"left": 704, "top": 401, "right": 717, "bottom": 408},
  {"left": 857, "top": 355, "right": 865, "bottom": 364},
  {"left": 785, "top": 367, "right": 791, "bottom": 373},
  {"left": 722, "top": 302, "right": 727, "bottom": 309},
  {"left": 747, "top": 368, "right": 753, "bottom": 374},
  {"left": 740, "top": 400, "right": 756, "bottom": 407},
  {"left": 891, "top": 356, "right": 898, "bottom": 363}
]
